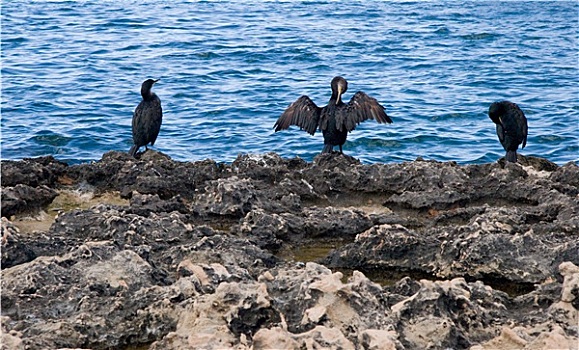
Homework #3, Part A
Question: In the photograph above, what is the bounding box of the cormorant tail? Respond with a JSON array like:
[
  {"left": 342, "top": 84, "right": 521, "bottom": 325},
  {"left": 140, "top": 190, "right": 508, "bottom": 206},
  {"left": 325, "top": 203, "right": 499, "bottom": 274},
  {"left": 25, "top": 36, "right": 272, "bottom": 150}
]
[
  {"left": 506, "top": 150, "right": 517, "bottom": 163},
  {"left": 129, "top": 144, "right": 139, "bottom": 157},
  {"left": 322, "top": 144, "right": 334, "bottom": 154}
]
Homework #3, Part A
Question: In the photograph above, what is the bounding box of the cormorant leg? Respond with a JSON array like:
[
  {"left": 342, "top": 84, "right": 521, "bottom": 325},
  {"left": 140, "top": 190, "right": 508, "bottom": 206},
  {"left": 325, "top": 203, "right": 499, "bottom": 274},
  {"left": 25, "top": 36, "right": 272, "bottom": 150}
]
[
  {"left": 322, "top": 144, "right": 333, "bottom": 153},
  {"left": 339, "top": 145, "right": 343, "bottom": 154}
]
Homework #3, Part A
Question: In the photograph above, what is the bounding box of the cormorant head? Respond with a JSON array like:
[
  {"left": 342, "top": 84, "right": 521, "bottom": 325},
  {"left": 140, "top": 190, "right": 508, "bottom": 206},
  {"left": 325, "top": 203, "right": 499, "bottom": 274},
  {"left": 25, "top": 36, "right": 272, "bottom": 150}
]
[
  {"left": 488, "top": 101, "right": 505, "bottom": 126},
  {"left": 141, "top": 79, "right": 160, "bottom": 99},
  {"left": 331, "top": 76, "right": 348, "bottom": 102}
]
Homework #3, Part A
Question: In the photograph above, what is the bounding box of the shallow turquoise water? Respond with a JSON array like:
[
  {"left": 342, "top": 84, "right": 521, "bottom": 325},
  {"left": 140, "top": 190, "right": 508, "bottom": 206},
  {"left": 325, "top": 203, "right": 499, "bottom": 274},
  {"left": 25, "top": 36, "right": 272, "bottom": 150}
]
[{"left": 2, "top": 1, "right": 578, "bottom": 165}]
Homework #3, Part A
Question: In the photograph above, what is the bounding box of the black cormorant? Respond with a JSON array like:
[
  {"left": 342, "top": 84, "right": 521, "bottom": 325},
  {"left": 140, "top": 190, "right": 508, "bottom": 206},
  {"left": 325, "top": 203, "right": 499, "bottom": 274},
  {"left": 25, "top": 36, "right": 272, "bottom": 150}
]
[
  {"left": 129, "top": 79, "right": 163, "bottom": 157},
  {"left": 274, "top": 76, "right": 392, "bottom": 154},
  {"left": 488, "top": 100, "right": 528, "bottom": 163}
]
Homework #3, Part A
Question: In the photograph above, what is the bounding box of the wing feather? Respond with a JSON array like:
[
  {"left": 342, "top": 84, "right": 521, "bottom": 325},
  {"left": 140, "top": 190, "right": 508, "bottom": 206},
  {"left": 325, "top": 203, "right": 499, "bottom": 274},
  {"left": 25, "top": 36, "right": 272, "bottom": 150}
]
[
  {"left": 274, "top": 95, "right": 321, "bottom": 135},
  {"left": 504, "top": 101, "right": 528, "bottom": 149},
  {"left": 148, "top": 98, "right": 163, "bottom": 146},
  {"left": 512, "top": 105, "right": 528, "bottom": 149},
  {"left": 336, "top": 91, "right": 392, "bottom": 132}
]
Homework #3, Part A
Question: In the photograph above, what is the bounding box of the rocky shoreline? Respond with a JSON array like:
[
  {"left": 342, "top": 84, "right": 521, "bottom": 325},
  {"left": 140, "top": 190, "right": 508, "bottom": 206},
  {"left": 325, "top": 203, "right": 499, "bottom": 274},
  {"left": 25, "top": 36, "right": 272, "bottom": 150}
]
[{"left": 1, "top": 151, "right": 578, "bottom": 349}]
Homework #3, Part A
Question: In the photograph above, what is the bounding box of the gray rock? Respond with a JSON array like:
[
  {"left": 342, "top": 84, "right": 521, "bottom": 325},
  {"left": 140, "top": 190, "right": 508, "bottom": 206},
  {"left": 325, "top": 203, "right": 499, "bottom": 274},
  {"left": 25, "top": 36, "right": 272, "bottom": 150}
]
[
  {"left": 1, "top": 217, "right": 36, "bottom": 269},
  {"left": 194, "top": 176, "right": 261, "bottom": 217},
  {"left": 1, "top": 184, "right": 58, "bottom": 217},
  {"left": 391, "top": 278, "right": 509, "bottom": 349},
  {"left": 0, "top": 156, "right": 67, "bottom": 187},
  {"left": 1, "top": 152, "right": 577, "bottom": 349}
]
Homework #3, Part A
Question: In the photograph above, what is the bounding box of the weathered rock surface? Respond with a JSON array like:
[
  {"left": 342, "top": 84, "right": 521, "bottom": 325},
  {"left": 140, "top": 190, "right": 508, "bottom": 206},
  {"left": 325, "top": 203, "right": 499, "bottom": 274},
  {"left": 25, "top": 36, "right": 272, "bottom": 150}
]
[
  {"left": 1, "top": 184, "right": 58, "bottom": 218},
  {"left": 1, "top": 151, "right": 578, "bottom": 349}
]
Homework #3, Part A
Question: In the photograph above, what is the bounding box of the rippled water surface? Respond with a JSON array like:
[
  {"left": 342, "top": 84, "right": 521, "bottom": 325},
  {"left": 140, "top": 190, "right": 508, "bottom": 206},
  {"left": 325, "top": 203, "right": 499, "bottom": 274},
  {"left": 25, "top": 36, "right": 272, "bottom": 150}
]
[{"left": 2, "top": 1, "right": 578, "bottom": 164}]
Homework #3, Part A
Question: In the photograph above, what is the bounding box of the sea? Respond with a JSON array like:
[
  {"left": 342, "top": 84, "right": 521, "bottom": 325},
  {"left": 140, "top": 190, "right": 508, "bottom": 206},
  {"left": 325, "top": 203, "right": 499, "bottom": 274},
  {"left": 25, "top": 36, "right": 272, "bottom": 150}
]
[{"left": 2, "top": 1, "right": 578, "bottom": 165}]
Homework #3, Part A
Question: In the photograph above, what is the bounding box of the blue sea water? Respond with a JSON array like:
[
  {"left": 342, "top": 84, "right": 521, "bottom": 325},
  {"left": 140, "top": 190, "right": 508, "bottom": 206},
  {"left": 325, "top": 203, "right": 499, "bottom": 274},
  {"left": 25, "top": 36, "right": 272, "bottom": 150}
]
[{"left": 1, "top": 1, "right": 578, "bottom": 165}]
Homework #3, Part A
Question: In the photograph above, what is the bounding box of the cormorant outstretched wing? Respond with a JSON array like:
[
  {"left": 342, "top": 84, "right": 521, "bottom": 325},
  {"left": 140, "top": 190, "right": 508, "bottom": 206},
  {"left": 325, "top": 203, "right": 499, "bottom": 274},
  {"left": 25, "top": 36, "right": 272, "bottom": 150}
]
[
  {"left": 335, "top": 91, "right": 392, "bottom": 132},
  {"left": 274, "top": 95, "right": 321, "bottom": 135}
]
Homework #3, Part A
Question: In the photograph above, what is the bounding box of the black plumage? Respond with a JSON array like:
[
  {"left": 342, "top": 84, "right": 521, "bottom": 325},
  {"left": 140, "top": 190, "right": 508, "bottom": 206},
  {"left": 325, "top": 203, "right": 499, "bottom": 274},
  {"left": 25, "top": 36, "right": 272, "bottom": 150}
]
[
  {"left": 488, "top": 100, "right": 528, "bottom": 163},
  {"left": 129, "top": 79, "right": 163, "bottom": 157},
  {"left": 274, "top": 76, "right": 392, "bottom": 154}
]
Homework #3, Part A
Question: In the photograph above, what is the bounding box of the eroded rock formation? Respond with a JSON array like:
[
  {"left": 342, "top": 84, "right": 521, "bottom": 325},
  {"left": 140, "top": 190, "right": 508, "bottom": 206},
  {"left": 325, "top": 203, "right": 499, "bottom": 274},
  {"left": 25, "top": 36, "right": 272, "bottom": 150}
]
[{"left": 1, "top": 151, "right": 578, "bottom": 349}]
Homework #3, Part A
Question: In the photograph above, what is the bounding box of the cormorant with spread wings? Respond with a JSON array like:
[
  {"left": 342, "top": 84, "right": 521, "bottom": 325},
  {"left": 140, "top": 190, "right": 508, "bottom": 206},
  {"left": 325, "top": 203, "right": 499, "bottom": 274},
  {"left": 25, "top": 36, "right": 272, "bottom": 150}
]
[{"left": 274, "top": 76, "right": 393, "bottom": 154}]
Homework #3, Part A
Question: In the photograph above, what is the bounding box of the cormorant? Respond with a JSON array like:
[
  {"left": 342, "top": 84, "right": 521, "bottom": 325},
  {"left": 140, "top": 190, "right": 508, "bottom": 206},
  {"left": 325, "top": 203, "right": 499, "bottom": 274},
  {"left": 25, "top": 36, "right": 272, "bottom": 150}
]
[
  {"left": 488, "top": 100, "right": 528, "bottom": 163},
  {"left": 274, "top": 76, "right": 392, "bottom": 154},
  {"left": 129, "top": 79, "right": 163, "bottom": 157}
]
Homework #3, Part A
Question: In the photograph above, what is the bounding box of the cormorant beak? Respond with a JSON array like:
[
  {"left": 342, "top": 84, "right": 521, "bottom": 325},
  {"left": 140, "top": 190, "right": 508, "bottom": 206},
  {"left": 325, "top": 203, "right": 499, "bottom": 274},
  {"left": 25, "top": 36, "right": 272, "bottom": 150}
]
[
  {"left": 337, "top": 85, "right": 343, "bottom": 102},
  {"left": 154, "top": 79, "right": 160, "bottom": 84}
]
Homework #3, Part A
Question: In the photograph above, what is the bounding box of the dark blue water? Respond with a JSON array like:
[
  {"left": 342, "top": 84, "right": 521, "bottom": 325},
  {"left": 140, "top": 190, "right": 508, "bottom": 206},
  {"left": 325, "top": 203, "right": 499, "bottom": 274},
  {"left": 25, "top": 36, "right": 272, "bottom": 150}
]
[{"left": 2, "top": 1, "right": 578, "bottom": 165}]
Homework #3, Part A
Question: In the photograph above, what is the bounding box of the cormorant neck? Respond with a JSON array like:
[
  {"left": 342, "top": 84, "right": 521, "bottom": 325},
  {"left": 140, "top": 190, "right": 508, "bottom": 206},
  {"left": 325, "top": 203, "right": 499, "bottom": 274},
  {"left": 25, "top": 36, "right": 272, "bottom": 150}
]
[
  {"left": 330, "top": 94, "right": 342, "bottom": 106},
  {"left": 141, "top": 90, "right": 155, "bottom": 101},
  {"left": 330, "top": 93, "right": 342, "bottom": 105}
]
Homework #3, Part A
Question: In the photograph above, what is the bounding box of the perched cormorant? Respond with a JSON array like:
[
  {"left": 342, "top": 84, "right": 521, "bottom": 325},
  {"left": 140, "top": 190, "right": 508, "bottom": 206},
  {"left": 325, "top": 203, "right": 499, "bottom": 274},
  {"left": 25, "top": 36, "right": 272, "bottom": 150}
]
[
  {"left": 488, "top": 100, "right": 528, "bottom": 163},
  {"left": 129, "top": 79, "right": 163, "bottom": 157},
  {"left": 274, "top": 76, "right": 392, "bottom": 154}
]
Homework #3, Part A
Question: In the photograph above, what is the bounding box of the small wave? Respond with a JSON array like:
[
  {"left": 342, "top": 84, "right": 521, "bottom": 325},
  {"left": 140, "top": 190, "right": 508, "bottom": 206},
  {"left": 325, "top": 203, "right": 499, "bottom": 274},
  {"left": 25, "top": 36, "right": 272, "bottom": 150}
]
[
  {"left": 30, "top": 131, "right": 71, "bottom": 147},
  {"left": 90, "top": 49, "right": 109, "bottom": 55},
  {"left": 342, "top": 41, "right": 364, "bottom": 48},
  {"left": 195, "top": 51, "right": 222, "bottom": 59},
  {"left": 118, "top": 44, "right": 142, "bottom": 51},
  {"left": 535, "top": 135, "right": 574, "bottom": 143},
  {"left": 434, "top": 27, "right": 450, "bottom": 35},
  {"left": 2, "top": 36, "right": 29, "bottom": 44},
  {"left": 460, "top": 32, "right": 499, "bottom": 41},
  {"left": 429, "top": 112, "right": 474, "bottom": 122}
]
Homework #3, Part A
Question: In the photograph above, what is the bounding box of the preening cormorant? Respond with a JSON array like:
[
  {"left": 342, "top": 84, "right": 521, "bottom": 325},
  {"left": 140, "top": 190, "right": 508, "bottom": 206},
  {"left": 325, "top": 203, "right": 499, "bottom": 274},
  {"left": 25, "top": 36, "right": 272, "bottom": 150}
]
[
  {"left": 129, "top": 79, "right": 163, "bottom": 157},
  {"left": 274, "top": 76, "right": 392, "bottom": 154},
  {"left": 488, "top": 100, "right": 528, "bottom": 163}
]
